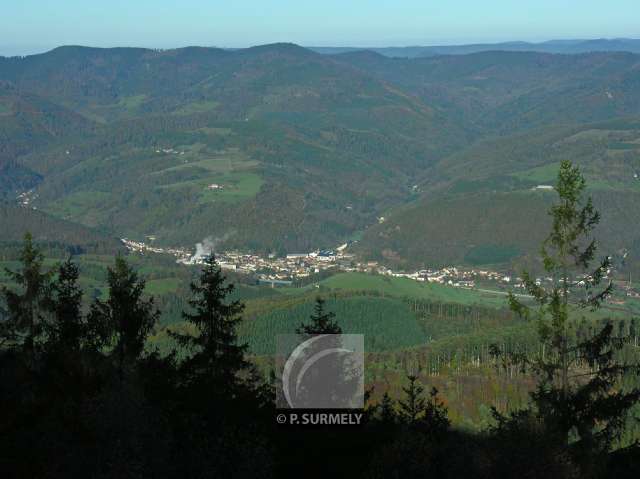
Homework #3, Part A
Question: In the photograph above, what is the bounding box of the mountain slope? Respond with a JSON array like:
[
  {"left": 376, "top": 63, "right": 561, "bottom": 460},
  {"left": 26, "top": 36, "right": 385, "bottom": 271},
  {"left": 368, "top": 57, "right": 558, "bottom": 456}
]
[
  {"left": 1, "top": 44, "right": 468, "bottom": 251},
  {"left": 331, "top": 51, "right": 640, "bottom": 134},
  {"left": 3, "top": 44, "right": 640, "bottom": 263},
  {"left": 357, "top": 119, "right": 640, "bottom": 268},
  {"left": 0, "top": 81, "right": 94, "bottom": 197},
  {"left": 0, "top": 202, "right": 121, "bottom": 253}
]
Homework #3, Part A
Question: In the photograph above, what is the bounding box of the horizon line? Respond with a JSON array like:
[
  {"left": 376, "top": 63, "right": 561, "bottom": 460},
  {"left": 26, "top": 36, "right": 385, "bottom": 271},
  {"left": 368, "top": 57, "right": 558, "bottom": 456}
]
[{"left": 2, "top": 35, "right": 640, "bottom": 57}]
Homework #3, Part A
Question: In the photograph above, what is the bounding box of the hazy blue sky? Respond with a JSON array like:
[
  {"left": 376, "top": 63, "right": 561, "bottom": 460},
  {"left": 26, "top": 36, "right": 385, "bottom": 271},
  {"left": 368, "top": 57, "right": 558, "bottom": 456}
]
[{"left": 1, "top": 0, "right": 638, "bottom": 55}]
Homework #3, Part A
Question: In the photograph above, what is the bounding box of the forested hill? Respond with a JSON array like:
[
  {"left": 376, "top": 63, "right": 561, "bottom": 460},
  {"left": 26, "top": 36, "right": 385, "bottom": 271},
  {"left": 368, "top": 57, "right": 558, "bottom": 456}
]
[
  {"left": 1, "top": 44, "right": 640, "bottom": 266},
  {"left": 0, "top": 81, "right": 93, "bottom": 164},
  {"left": 0, "top": 202, "right": 122, "bottom": 255},
  {"left": 356, "top": 119, "right": 640, "bottom": 271},
  {"left": 0, "top": 44, "right": 467, "bottom": 252},
  {"left": 330, "top": 50, "right": 640, "bottom": 134}
]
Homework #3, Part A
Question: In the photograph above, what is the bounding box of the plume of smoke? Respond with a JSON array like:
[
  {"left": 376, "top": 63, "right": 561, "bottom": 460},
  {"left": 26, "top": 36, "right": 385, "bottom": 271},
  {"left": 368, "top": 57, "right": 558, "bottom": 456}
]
[
  {"left": 193, "top": 237, "right": 216, "bottom": 261},
  {"left": 189, "top": 232, "right": 235, "bottom": 263}
]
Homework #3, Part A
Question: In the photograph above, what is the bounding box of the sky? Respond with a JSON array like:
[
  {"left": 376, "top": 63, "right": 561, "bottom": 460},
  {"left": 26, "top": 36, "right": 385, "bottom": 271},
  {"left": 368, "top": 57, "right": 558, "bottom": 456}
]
[{"left": 1, "top": 0, "right": 639, "bottom": 56}]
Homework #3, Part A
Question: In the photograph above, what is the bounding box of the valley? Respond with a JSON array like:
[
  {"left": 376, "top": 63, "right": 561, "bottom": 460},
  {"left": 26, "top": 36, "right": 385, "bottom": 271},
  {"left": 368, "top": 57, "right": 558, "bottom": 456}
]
[
  {"left": 3, "top": 41, "right": 640, "bottom": 432},
  {"left": 4, "top": 0, "right": 640, "bottom": 473},
  {"left": 2, "top": 44, "right": 640, "bottom": 273}
]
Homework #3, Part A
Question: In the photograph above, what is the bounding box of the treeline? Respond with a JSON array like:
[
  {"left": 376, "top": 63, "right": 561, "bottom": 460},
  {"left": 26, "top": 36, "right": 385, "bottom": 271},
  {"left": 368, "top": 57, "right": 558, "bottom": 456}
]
[
  {"left": 2, "top": 233, "right": 640, "bottom": 478},
  {"left": 0, "top": 240, "right": 118, "bottom": 262},
  {"left": 0, "top": 235, "right": 274, "bottom": 477},
  {"left": 409, "top": 297, "right": 514, "bottom": 321}
]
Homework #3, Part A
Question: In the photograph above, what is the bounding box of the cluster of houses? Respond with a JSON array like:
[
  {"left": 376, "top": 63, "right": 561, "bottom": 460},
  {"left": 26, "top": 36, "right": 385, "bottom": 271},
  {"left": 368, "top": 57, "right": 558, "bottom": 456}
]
[
  {"left": 369, "top": 265, "right": 515, "bottom": 289},
  {"left": 204, "top": 248, "right": 353, "bottom": 281},
  {"left": 155, "top": 147, "right": 185, "bottom": 156},
  {"left": 120, "top": 238, "right": 192, "bottom": 262},
  {"left": 121, "top": 239, "right": 354, "bottom": 282},
  {"left": 16, "top": 189, "right": 37, "bottom": 209},
  {"left": 120, "top": 238, "right": 524, "bottom": 291},
  {"left": 120, "top": 239, "right": 639, "bottom": 300}
]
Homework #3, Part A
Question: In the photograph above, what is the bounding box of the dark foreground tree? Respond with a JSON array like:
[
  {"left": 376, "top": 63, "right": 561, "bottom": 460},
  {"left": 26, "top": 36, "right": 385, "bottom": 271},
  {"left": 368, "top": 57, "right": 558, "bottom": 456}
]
[
  {"left": 503, "top": 160, "right": 640, "bottom": 475},
  {"left": 43, "top": 259, "right": 84, "bottom": 355},
  {"left": 398, "top": 374, "right": 427, "bottom": 424},
  {"left": 0, "top": 233, "right": 52, "bottom": 359},
  {"left": 398, "top": 374, "right": 450, "bottom": 435},
  {"left": 39, "top": 258, "right": 97, "bottom": 411},
  {"left": 171, "top": 254, "right": 250, "bottom": 392},
  {"left": 296, "top": 296, "right": 341, "bottom": 335},
  {"left": 379, "top": 392, "right": 397, "bottom": 427},
  {"left": 366, "top": 375, "right": 452, "bottom": 478},
  {"left": 169, "top": 254, "right": 272, "bottom": 477},
  {"left": 88, "top": 255, "right": 159, "bottom": 378}
]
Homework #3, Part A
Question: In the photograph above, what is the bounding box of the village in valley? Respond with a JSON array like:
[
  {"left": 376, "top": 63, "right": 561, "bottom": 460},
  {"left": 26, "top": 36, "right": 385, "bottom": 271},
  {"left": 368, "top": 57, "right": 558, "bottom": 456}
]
[
  {"left": 120, "top": 237, "right": 514, "bottom": 287},
  {"left": 119, "top": 237, "right": 640, "bottom": 302}
]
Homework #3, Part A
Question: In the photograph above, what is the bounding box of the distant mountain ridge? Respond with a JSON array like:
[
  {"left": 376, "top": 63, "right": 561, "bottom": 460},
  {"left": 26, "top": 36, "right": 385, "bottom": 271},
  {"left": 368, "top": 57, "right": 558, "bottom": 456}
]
[
  {"left": 310, "top": 38, "right": 640, "bottom": 58},
  {"left": 4, "top": 38, "right": 640, "bottom": 61}
]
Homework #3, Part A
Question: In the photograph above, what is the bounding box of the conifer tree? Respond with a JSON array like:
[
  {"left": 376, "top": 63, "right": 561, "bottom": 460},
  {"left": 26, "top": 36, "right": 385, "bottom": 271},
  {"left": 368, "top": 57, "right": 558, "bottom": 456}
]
[
  {"left": 398, "top": 375, "right": 427, "bottom": 424},
  {"left": 296, "top": 297, "right": 341, "bottom": 336},
  {"left": 508, "top": 160, "right": 640, "bottom": 460},
  {"left": 423, "top": 387, "right": 450, "bottom": 436},
  {"left": 172, "top": 254, "right": 248, "bottom": 389},
  {"left": 0, "top": 233, "right": 52, "bottom": 357},
  {"left": 40, "top": 259, "right": 96, "bottom": 409},
  {"left": 88, "top": 255, "right": 159, "bottom": 377},
  {"left": 43, "top": 259, "right": 84, "bottom": 354},
  {"left": 379, "top": 392, "right": 397, "bottom": 425}
]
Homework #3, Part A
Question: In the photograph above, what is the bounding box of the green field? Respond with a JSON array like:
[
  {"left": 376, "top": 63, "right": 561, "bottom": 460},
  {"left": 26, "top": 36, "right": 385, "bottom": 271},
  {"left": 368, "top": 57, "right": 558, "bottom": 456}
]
[
  {"left": 151, "top": 149, "right": 258, "bottom": 176},
  {"left": 198, "top": 172, "right": 264, "bottom": 203},
  {"left": 174, "top": 100, "right": 219, "bottom": 115},
  {"left": 45, "top": 191, "right": 112, "bottom": 224},
  {"left": 116, "top": 94, "right": 147, "bottom": 110},
  {"left": 149, "top": 148, "right": 264, "bottom": 204},
  {"left": 146, "top": 277, "right": 182, "bottom": 295},
  {"left": 315, "top": 272, "right": 510, "bottom": 307},
  {"left": 511, "top": 162, "right": 560, "bottom": 184},
  {"left": 153, "top": 171, "right": 263, "bottom": 202}
]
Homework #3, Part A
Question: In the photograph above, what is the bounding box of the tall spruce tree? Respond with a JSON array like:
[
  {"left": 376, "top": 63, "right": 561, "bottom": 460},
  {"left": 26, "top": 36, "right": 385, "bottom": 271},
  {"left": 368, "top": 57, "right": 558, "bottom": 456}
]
[
  {"left": 39, "top": 259, "right": 97, "bottom": 418},
  {"left": 296, "top": 297, "right": 341, "bottom": 336},
  {"left": 0, "top": 233, "right": 52, "bottom": 358},
  {"left": 423, "top": 386, "right": 450, "bottom": 436},
  {"left": 43, "top": 259, "right": 84, "bottom": 355},
  {"left": 398, "top": 375, "right": 427, "bottom": 424},
  {"left": 379, "top": 392, "right": 397, "bottom": 426},
  {"left": 172, "top": 254, "right": 249, "bottom": 390},
  {"left": 88, "top": 255, "right": 159, "bottom": 377},
  {"left": 507, "top": 161, "right": 640, "bottom": 461}
]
